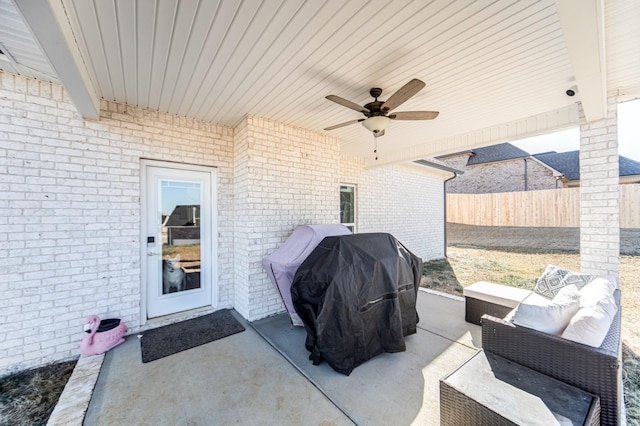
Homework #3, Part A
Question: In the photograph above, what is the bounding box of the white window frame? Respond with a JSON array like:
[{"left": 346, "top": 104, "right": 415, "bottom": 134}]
[{"left": 340, "top": 184, "right": 357, "bottom": 232}]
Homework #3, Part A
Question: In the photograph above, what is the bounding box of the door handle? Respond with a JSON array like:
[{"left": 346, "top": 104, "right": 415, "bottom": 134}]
[{"left": 147, "top": 251, "right": 161, "bottom": 256}]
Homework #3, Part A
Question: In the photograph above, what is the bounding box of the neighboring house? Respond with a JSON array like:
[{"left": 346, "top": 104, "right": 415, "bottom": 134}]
[
  {"left": 439, "top": 143, "right": 640, "bottom": 193},
  {"left": 534, "top": 151, "right": 640, "bottom": 187},
  {"left": 165, "top": 205, "right": 201, "bottom": 227},
  {"left": 163, "top": 205, "right": 201, "bottom": 246},
  {"left": 438, "top": 143, "right": 558, "bottom": 193}
]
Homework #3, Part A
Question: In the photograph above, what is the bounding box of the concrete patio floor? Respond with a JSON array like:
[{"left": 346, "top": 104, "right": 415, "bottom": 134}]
[{"left": 70, "top": 290, "right": 481, "bottom": 425}]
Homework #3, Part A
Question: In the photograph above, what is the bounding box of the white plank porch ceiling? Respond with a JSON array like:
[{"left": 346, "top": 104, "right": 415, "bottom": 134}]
[
  {"left": 3, "top": 0, "right": 640, "bottom": 160},
  {"left": 0, "top": 0, "right": 59, "bottom": 82}
]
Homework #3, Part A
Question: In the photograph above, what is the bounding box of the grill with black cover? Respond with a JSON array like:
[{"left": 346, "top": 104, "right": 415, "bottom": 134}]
[{"left": 291, "top": 233, "right": 422, "bottom": 375}]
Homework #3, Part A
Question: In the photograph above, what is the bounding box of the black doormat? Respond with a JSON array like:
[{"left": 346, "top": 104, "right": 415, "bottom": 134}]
[{"left": 140, "top": 309, "right": 245, "bottom": 363}]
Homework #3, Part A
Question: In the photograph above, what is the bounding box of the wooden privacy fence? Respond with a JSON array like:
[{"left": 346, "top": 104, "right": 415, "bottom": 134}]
[{"left": 447, "top": 184, "right": 640, "bottom": 228}]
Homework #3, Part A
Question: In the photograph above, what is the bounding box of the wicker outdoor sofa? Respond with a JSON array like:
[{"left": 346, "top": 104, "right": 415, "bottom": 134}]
[{"left": 481, "top": 289, "right": 623, "bottom": 426}]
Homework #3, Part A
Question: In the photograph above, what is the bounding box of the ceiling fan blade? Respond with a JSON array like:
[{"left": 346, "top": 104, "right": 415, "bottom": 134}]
[
  {"left": 381, "top": 79, "right": 426, "bottom": 112},
  {"left": 373, "top": 129, "right": 385, "bottom": 138},
  {"left": 326, "top": 95, "right": 369, "bottom": 114},
  {"left": 389, "top": 111, "right": 439, "bottom": 120},
  {"left": 324, "top": 119, "right": 363, "bottom": 131}
]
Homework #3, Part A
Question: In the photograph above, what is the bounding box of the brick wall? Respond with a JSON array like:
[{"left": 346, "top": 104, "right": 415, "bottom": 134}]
[
  {"left": 0, "top": 71, "right": 449, "bottom": 374},
  {"left": 580, "top": 98, "right": 620, "bottom": 278},
  {"left": 341, "top": 156, "right": 448, "bottom": 261},
  {"left": 232, "top": 119, "right": 250, "bottom": 320},
  {"left": 0, "top": 72, "right": 235, "bottom": 375},
  {"left": 232, "top": 116, "right": 341, "bottom": 321},
  {"left": 525, "top": 159, "right": 561, "bottom": 191},
  {"left": 444, "top": 158, "right": 557, "bottom": 193}
]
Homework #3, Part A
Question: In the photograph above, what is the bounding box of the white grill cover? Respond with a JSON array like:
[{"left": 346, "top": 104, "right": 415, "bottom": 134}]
[{"left": 262, "top": 224, "right": 351, "bottom": 326}]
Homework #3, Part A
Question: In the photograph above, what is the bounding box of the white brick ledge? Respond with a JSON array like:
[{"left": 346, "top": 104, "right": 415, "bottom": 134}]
[{"left": 46, "top": 354, "right": 104, "bottom": 426}]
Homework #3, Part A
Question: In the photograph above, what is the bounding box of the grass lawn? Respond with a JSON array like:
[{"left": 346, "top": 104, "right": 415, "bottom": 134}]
[{"left": 0, "top": 361, "right": 75, "bottom": 425}]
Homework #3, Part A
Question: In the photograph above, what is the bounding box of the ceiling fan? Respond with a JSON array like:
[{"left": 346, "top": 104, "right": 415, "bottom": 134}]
[{"left": 323, "top": 78, "right": 439, "bottom": 137}]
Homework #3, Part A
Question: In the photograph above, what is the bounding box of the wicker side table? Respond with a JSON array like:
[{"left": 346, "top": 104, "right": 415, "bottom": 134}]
[{"left": 440, "top": 350, "right": 600, "bottom": 426}]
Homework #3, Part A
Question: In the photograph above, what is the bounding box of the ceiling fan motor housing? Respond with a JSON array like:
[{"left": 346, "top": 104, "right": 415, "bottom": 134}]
[{"left": 364, "top": 101, "right": 385, "bottom": 116}]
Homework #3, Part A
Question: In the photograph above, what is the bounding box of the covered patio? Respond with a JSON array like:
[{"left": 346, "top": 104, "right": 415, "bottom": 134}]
[
  {"left": 1, "top": 1, "right": 638, "bottom": 422},
  {"left": 59, "top": 290, "right": 481, "bottom": 425}
]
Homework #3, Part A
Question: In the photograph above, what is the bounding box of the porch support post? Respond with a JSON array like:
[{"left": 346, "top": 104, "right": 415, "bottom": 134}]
[{"left": 579, "top": 97, "right": 620, "bottom": 279}]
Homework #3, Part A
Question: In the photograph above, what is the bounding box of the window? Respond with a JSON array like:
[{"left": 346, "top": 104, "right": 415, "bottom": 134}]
[{"left": 340, "top": 184, "right": 356, "bottom": 232}]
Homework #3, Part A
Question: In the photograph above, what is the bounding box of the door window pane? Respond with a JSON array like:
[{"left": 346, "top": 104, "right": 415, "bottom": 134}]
[{"left": 161, "top": 180, "right": 201, "bottom": 294}]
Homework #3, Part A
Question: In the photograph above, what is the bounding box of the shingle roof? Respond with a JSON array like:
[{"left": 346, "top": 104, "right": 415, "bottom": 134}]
[
  {"left": 534, "top": 151, "right": 580, "bottom": 180},
  {"left": 165, "top": 205, "right": 200, "bottom": 226},
  {"left": 620, "top": 156, "right": 640, "bottom": 176},
  {"left": 534, "top": 151, "right": 640, "bottom": 180},
  {"left": 465, "top": 143, "right": 529, "bottom": 166}
]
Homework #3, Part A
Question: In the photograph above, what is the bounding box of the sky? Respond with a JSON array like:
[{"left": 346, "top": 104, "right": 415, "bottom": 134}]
[
  {"left": 161, "top": 181, "right": 201, "bottom": 215},
  {"left": 511, "top": 98, "right": 640, "bottom": 162}
]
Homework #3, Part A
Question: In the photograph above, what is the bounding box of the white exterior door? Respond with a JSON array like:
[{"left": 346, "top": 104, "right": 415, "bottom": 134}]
[{"left": 142, "top": 161, "right": 216, "bottom": 319}]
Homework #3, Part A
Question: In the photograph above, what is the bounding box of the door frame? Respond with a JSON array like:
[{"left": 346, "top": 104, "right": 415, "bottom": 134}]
[{"left": 140, "top": 159, "right": 218, "bottom": 324}]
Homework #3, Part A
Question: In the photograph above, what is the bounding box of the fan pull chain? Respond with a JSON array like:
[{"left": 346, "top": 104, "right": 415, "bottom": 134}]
[{"left": 374, "top": 137, "right": 378, "bottom": 160}]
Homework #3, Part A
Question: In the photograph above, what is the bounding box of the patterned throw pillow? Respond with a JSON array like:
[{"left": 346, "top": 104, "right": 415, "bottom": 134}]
[{"left": 534, "top": 264, "right": 594, "bottom": 299}]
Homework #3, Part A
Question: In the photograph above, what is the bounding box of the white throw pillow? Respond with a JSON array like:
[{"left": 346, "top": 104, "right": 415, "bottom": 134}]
[
  {"left": 512, "top": 286, "right": 581, "bottom": 335},
  {"left": 577, "top": 277, "right": 616, "bottom": 307},
  {"left": 561, "top": 278, "right": 617, "bottom": 347},
  {"left": 554, "top": 284, "right": 582, "bottom": 304}
]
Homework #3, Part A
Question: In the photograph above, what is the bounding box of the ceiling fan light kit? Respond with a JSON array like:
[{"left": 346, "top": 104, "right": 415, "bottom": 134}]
[{"left": 362, "top": 116, "right": 390, "bottom": 133}]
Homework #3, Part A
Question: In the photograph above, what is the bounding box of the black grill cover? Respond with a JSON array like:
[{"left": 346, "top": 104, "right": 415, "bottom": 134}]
[{"left": 291, "top": 233, "right": 422, "bottom": 375}]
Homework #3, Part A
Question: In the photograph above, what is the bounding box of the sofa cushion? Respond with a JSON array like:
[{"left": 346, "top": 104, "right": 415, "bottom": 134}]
[
  {"left": 561, "top": 278, "right": 618, "bottom": 347},
  {"left": 512, "top": 285, "right": 581, "bottom": 335},
  {"left": 577, "top": 277, "right": 616, "bottom": 307},
  {"left": 533, "top": 264, "right": 594, "bottom": 299},
  {"left": 463, "top": 281, "right": 532, "bottom": 308}
]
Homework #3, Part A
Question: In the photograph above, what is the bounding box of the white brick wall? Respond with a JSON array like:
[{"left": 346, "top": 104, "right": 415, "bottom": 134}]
[
  {"left": 233, "top": 116, "right": 341, "bottom": 321},
  {"left": 0, "top": 71, "right": 449, "bottom": 374},
  {"left": 341, "top": 156, "right": 448, "bottom": 261},
  {"left": 0, "top": 72, "right": 235, "bottom": 375},
  {"left": 579, "top": 98, "right": 620, "bottom": 278}
]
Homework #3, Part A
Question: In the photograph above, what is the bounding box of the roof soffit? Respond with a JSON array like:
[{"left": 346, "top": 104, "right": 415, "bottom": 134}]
[{"left": 12, "top": 0, "right": 100, "bottom": 119}]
